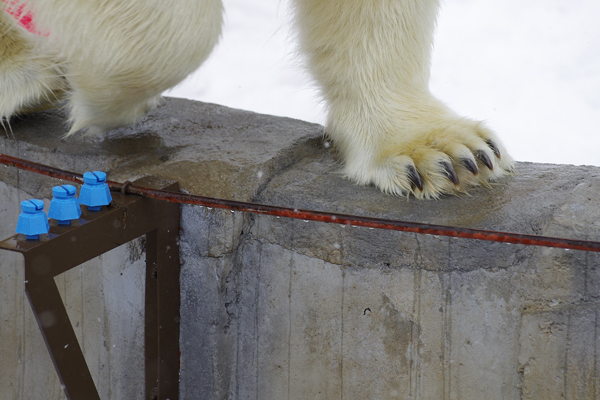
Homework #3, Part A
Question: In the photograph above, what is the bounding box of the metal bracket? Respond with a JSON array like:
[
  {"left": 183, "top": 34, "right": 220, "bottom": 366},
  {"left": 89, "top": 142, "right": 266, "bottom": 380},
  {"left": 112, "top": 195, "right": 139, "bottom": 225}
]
[{"left": 0, "top": 176, "right": 180, "bottom": 400}]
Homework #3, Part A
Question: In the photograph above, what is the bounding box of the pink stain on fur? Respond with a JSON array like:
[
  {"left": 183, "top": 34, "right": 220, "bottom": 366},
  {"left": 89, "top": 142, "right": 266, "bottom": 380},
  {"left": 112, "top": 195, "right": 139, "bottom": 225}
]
[{"left": 2, "top": 0, "right": 42, "bottom": 34}]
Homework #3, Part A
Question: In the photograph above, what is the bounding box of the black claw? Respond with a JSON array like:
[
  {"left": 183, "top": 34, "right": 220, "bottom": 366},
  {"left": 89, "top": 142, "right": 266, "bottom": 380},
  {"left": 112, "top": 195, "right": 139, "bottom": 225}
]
[
  {"left": 476, "top": 150, "right": 494, "bottom": 171},
  {"left": 461, "top": 158, "right": 479, "bottom": 175},
  {"left": 485, "top": 139, "right": 501, "bottom": 159},
  {"left": 407, "top": 165, "right": 423, "bottom": 191},
  {"left": 441, "top": 161, "right": 460, "bottom": 185}
]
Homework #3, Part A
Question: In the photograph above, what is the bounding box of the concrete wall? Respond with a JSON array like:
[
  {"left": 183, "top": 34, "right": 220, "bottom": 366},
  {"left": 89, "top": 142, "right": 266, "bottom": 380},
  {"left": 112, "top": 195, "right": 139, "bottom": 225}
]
[{"left": 1, "top": 98, "right": 600, "bottom": 399}]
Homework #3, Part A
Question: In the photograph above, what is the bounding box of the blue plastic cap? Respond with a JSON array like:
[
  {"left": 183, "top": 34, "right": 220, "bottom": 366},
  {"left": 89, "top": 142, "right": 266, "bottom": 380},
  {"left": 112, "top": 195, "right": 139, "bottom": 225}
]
[
  {"left": 16, "top": 199, "right": 50, "bottom": 239},
  {"left": 79, "top": 171, "right": 112, "bottom": 210},
  {"left": 52, "top": 185, "right": 77, "bottom": 198},
  {"left": 83, "top": 171, "right": 107, "bottom": 185},
  {"left": 49, "top": 185, "right": 82, "bottom": 224},
  {"left": 20, "top": 199, "right": 45, "bottom": 213}
]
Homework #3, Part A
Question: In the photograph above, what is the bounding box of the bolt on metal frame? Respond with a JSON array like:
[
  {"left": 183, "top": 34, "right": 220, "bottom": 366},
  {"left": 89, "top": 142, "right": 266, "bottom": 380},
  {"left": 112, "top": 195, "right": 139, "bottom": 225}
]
[{"left": 0, "top": 176, "right": 181, "bottom": 400}]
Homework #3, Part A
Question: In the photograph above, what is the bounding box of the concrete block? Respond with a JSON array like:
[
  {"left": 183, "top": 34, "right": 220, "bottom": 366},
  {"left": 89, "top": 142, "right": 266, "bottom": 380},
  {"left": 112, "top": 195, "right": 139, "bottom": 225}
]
[{"left": 1, "top": 98, "right": 600, "bottom": 399}]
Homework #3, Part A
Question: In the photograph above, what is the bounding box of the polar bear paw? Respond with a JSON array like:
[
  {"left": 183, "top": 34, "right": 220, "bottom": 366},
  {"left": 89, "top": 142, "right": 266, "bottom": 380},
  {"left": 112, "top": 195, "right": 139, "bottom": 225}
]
[{"left": 334, "top": 110, "right": 514, "bottom": 199}]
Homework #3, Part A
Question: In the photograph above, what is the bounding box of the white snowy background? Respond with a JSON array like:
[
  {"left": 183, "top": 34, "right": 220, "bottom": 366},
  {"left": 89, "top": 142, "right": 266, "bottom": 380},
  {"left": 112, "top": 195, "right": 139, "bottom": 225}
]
[{"left": 166, "top": 0, "right": 600, "bottom": 167}]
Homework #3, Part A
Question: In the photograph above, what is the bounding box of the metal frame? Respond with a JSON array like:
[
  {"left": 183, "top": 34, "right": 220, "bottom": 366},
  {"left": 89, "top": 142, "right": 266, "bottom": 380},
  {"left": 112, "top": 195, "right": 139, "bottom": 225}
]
[{"left": 0, "top": 176, "right": 180, "bottom": 400}]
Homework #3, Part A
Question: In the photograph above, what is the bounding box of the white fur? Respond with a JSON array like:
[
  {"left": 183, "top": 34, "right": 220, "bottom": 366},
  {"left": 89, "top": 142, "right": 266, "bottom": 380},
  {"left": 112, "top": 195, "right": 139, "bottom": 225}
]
[
  {"left": 293, "top": 0, "right": 513, "bottom": 198},
  {"left": 0, "top": 0, "right": 513, "bottom": 198},
  {"left": 2, "top": 0, "right": 222, "bottom": 134},
  {"left": 0, "top": 10, "right": 65, "bottom": 120}
]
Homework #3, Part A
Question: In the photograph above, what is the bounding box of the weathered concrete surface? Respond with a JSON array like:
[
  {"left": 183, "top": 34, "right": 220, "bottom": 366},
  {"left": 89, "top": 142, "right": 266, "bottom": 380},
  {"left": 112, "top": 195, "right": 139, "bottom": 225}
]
[{"left": 1, "top": 97, "right": 600, "bottom": 399}]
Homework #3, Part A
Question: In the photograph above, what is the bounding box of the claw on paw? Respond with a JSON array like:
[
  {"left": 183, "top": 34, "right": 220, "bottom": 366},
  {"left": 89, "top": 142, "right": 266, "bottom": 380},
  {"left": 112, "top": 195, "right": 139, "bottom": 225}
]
[
  {"left": 485, "top": 139, "right": 502, "bottom": 159},
  {"left": 441, "top": 161, "right": 459, "bottom": 185},
  {"left": 476, "top": 150, "right": 494, "bottom": 171},
  {"left": 407, "top": 165, "right": 424, "bottom": 191},
  {"left": 460, "top": 158, "right": 479, "bottom": 176}
]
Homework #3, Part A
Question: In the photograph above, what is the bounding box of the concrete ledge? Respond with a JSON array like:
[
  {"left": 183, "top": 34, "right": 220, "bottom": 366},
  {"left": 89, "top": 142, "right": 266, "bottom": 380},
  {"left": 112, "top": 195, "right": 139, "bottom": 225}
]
[{"left": 1, "top": 97, "right": 600, "bottom": 399}]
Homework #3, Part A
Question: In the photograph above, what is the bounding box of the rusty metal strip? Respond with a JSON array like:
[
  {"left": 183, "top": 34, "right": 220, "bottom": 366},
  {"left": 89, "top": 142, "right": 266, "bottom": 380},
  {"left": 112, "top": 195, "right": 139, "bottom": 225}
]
[
  {"left": 0, "top": 175, "right": 180, "bottom": 400},
  {"left": 125, "top": 186, "right": 600, "bottom": 252},
  {"left": 1, "top": 153, "right": 599, "bottom": 252}
]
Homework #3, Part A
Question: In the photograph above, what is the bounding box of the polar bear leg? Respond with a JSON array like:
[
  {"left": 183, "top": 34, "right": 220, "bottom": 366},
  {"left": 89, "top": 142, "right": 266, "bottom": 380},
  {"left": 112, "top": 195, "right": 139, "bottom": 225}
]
[
  {"left": 19, "top": 0, "right": 223, "bottom": 135},
  {"left": 293, "top": 0, "right": 513, "bottom": 198},
  {"left": 0, "top": 9, "right": 66, "bottom": 124}
]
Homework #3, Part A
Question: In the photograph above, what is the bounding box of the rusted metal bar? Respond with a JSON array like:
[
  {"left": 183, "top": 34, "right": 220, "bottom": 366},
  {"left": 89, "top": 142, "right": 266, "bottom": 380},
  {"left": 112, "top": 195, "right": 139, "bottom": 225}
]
[
  {"left": 1, "top": 153, "right": 600, "bottom": 252},
  {"left": 0, "top": 153, "right": 85, "bottom": 184},
  {"left": 0, "top": 175, "right": 180, "bottom": 400},
  {"left": 125, "top": 185, "right": 600, "bottom": 252}
]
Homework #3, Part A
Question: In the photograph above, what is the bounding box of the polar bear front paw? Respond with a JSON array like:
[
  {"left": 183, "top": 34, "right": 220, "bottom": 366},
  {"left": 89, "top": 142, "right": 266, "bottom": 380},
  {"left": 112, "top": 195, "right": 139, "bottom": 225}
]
[{"left": 332, "top": 108, "right": 514, "bottom": 199}]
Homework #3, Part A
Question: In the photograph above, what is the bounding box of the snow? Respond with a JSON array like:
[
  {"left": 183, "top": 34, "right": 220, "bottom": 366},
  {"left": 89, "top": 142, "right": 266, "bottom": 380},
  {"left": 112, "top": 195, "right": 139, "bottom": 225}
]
[{"left": 166, "top": 0, "right": 600, "bottom": 167}]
